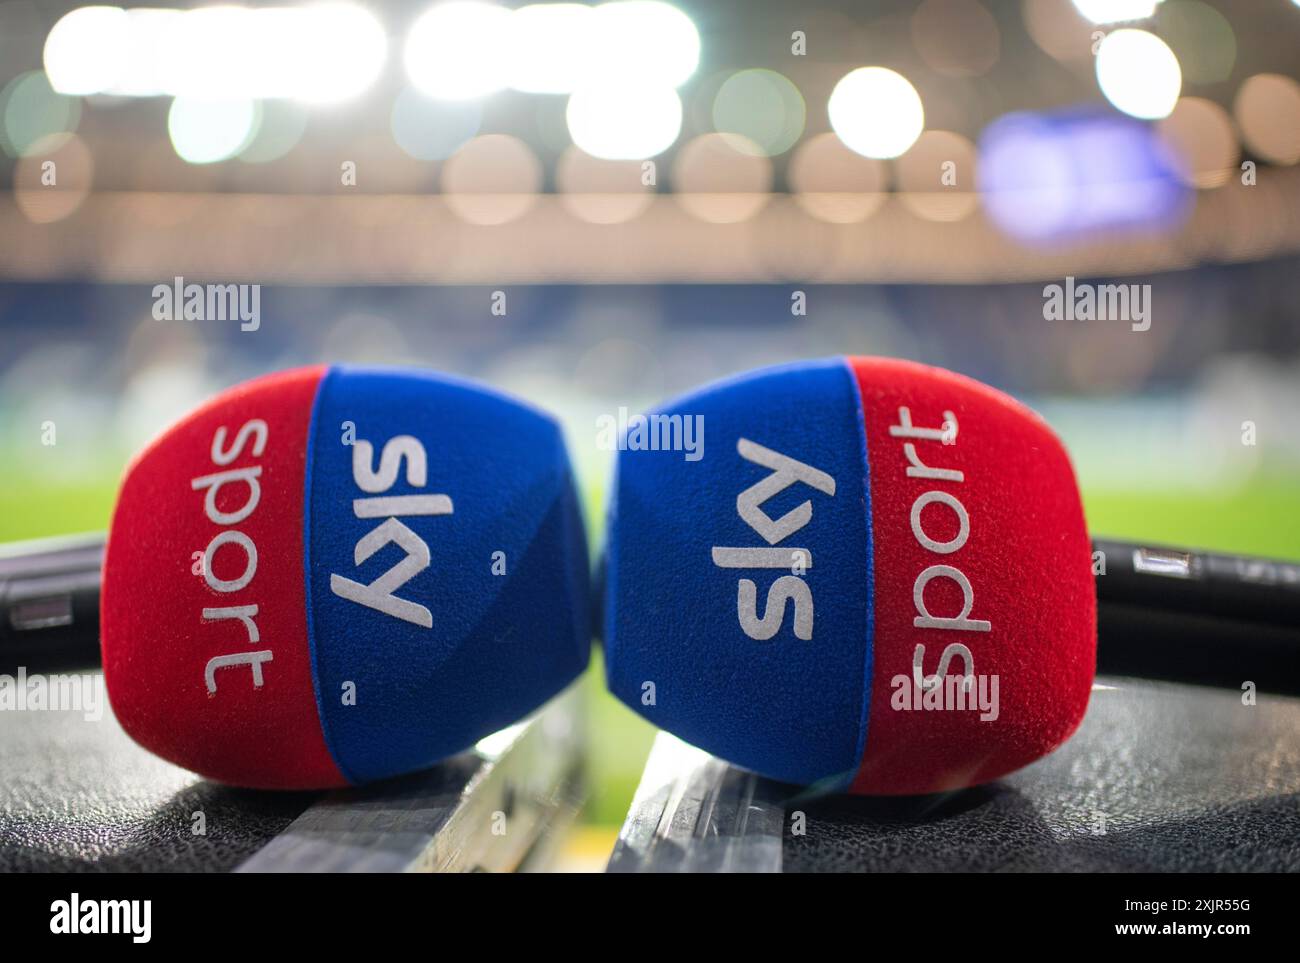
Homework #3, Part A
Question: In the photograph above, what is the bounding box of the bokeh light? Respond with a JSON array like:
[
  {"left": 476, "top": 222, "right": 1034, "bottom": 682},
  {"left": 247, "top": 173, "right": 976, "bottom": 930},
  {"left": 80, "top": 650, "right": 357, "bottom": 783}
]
[
  {"left": 557, "top": 147, "right": 654, "bottom": 225},
  {"left": 405, "top": 2, "right": 511, "bottom": 100},
  {"left": 587, "top": 2, "right": 700, "bottom": 90},
  {"left": 404, "top": 1, "right": 698, "bottom": 99},
  {"left": 43, "top": 5, "right": 131, "bottom": 95},
  {"left": 567, "top": 85, "right": 682, "bottom": 160},
  {"left": 238, "top": 100, "right": 310, "bottom": 164},
  {"left": 442, "top": 134, "right": 542, "bottom": 226},
  {"left": 978, "top": 109, "right": 1189, "bottom": 243},
  {"left": 895, "top": 130, "right": 980, "bottom": 222},
  {"left": 109, "top": 8, "right": 182, "bottom": 97},
  {"left": 1096, "top": 29, "right": 1181, "bottom": 120},
  {"left": 167, "top": 97, "right": 258, "bottom": 164},
  {"left": 711, "top": 69, "right": 805, "bottom": 157},
  {"left": 509, "top": 4, "right": 595, "bottom": 94},
  {"left": 673, "top": 133, "right": 772, "bottom": 223},
  {"left": 788, "top": 132, "right": 889, "bottom": 224},
  {"left": 1156, "top": 96, "right": 1238, "bottom": 188},
  {"left": 828, "top": 67, "right": 925, "bottom": 160},
  {"left": 1071, "top": 0, "right": 1162, "bottom": 24},
  {"left": 1023, "top": 0, "right": 1094, "bottom": 62},
  {"left": 1234, "top": 74, "right": 1300, "bottom": 166},
  {"left": 0, "top": 71, "right": 81, "bottom": 158},
  {"left": 1156, "top": 0, "right": 1235, "bottom": 85},
  {"left": 391, "top": 88, "right": 482, "bottom": 161},
  {"left": 263, "top": 3, "right": 385, "bottom": 104},
  {"left": 13, "top": 133, "right": 94, "bottom": 224},
  {"left": 46, "top": 4, "right": 386, "bottom": 102},
  {"left": 160, "top": 7, "right": 248, "bottom": 99}
]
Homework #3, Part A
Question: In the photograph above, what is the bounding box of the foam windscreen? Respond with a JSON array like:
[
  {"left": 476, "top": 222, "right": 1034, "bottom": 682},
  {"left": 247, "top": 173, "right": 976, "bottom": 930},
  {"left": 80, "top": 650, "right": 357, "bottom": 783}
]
[
  {"left": 101, "top": 366, "right": 590, "bottom": 789},
  {"left": 604, "top": 357, "right": 1095, "bottom": 795}
]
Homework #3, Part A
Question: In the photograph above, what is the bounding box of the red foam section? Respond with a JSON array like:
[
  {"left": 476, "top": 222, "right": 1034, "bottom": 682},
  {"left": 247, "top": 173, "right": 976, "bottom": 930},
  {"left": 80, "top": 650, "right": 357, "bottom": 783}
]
[
  {"left": 100, "top": 366, "right": 346, "bottom": 789},
  {"left": 848, "top": 357, "right": 1095, "bottom": 795}
]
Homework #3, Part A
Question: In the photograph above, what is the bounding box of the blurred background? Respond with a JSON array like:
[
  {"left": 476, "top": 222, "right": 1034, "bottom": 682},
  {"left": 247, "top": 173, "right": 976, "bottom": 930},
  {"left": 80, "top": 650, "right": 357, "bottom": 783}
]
[{"left": 1, "top": 0, "right": 1298, "bottom": 866}]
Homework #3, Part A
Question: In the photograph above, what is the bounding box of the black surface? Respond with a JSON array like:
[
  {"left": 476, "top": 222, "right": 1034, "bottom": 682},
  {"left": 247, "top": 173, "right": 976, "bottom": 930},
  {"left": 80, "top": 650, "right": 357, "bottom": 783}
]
[
  {"left": 782, "top": 678, "right": 1300, "bottom": 871},
  {"left": 0, "top": 673, "right": 315, "bottom": 872},
  {"left": 4, "top": 673, "right": 1300, "bottom": 872}
]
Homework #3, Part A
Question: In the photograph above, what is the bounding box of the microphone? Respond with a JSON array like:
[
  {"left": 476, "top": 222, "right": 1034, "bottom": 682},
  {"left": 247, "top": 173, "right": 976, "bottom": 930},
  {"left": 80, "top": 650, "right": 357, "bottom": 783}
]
[
  {"left": 1, "top": 365, "right": 591, "bottom": 789},
  {"left": 1090, "top": 538, "right": 1300, "bottom": 691},
  {"left": 601, "top": 356, "right": 1300, "bottom": 795},
  {"left": 0, "top": 533, "right": 105, "bottom": 671}
]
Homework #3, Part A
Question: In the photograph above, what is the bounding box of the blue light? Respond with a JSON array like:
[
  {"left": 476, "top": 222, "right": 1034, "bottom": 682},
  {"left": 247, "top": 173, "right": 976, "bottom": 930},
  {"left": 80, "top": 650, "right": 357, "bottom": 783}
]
[{"left": 977, "top": 108, "right": 1191, "bottom": 244}]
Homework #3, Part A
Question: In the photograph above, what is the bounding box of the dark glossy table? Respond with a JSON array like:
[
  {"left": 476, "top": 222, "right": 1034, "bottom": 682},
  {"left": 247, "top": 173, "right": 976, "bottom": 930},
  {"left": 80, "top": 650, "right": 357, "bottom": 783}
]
[{"left": 608, "top": 678, "right": 1300, "bottom": 872}]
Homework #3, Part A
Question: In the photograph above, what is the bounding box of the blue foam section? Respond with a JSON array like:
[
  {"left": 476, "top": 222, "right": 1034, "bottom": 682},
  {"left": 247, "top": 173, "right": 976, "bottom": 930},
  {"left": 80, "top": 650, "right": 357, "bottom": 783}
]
[
  {"left": 604, "top": 358, "right": 874, "bottom": 786},
  {"left": 306, "top": 366, "right": 590, "bottom": 783}
]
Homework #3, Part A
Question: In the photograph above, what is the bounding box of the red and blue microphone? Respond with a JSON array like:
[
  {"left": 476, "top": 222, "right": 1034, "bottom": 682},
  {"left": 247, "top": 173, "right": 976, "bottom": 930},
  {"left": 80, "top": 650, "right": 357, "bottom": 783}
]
[
  {"left": 96, "top": 365, "right": 590, "bottom": 789},
  {"left": 602, "top": 356, "right": 1300, "bottom": 794}
]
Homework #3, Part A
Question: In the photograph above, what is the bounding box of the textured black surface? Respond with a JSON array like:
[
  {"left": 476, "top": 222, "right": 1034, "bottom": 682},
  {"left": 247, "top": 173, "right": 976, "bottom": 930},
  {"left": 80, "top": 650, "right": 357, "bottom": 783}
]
[
  {"left": 0, "top": 673, "right": 315, "bottom": 872},
  {"left": 5, "top": 674, "right": 1300, "bottom": 872},
  {"left": 782, "top": 678, "right": 1300, "bottom": 871}
]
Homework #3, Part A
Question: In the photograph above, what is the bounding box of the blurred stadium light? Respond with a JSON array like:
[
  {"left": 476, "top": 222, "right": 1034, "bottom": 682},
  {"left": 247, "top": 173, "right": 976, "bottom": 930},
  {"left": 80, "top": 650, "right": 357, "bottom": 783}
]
[
  {"left": 828, "top": 66, "right": 925, "bottom": 159},
  {"left": 1, "top": 0, "right": 1298, "bottom": 491},
  {"left": 977, "top": 109, "right": 1190, "bottom": 243},
  {"left": 1095, "top": 28, "right": 1182, "bottom": 119},
  {"left": 1071, "top": 0, "right": 1163, "bottom": 25},
  {"left": 44, "top": 4, "right": 388, "bottom": 102},
  {"left": 0, "top": 0, "right": 1288, "bottom": 257}
]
